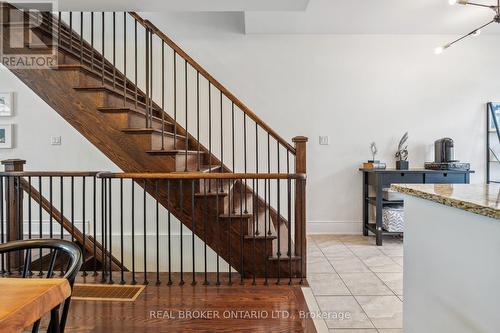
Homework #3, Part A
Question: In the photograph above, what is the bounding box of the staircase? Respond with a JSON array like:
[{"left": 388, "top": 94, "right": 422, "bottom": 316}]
[{"left": 0, "top": 4, "right": 307, "bottom": 280}]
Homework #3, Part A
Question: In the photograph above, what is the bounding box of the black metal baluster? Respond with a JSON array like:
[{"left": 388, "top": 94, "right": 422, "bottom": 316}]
[
  {"left": 287, "top": 177, "right": 292, "bottom": 285},
  {"left": 227, "top": 179, "right": 232, "bottom": 285},
  {"left": 264, "top": 178, "right": 268, "bottom": 285},
  {"left": 239, "top": 180, "right": 244, "bottom": 285},
  {"left": 267, "top": 134, "right": 272, "bottom": 235},
  {"left": 197, "top": 72, "right": 201, "bottom": 171},
  {"left": 58, "top": 12, "right": 61, "bottom": 49},
  {"left": 71, "top": 176, "right": 74, "bottom": 242},
  {"left": 120, "top": 178, "right": 125, "bottom": 284},
  {"left": 173, "top": 51, "right": 177, "bottom": 148},
  {"left": 167, "top": 180, "right": 172, "bottom": 285},
  {"left": 90, "top": 12, "right": 94, "bottom": 70},
  {"left": 101, "top": 178, "right": 106, "bottom": 282},
  {"left": 255, "top": 123, "right": 259, "bottom": 236},
  {"left": 252, "top": 179, "right": 256, "bottom": 285},
  {"left": 80, "top": 12, "right": 83, "bottom": 64},
  {"left": 161, "top": 42, "right": 165, "bottom": 150},
  {"left": 69, "top": 12, "right": 72, "bottom": 51},
  {"left": 92, "top": 176, "right": 97, "bottom": 276},
  {"left": 145, "top": 27, "right": 149, "bottom": 127},
  {"left": 179, "top": 180, "right": 184, "bottom": 285},
  {"left": 215, "top": 182, "right": 220, "bottom": 286},
  {"left": 191, "top": 180, "right": 196, "bottom": 285},
  {"left": 143, "top": 180, "right": 148, "bottom": 285},
  {"left": 101, "top": 12, "right": 105, "bottom": 86},
  {"left": 155, "top": 181, "right": 160, "bottom": 285},
  {"left": 16, "top": 177, "right": 21, "bottom": 272},
  {"left": 112, "top": 12, "right": 116, "bottom": 89},
  {"left": 123, "top": 12, "right": 127, "bottom": 106},
  {"left": 243, "top": 114, "right": 248, "bottom": 213},
  {"left": 208, "top": 84, "right": 212, "bottom": 191},
  {"left": 149, "top": 30, "right": 153, "bottom": 127},
  {"left": 38, "top": 176, "right": 42, "bottom": 276},
  {"left": 220, "top": 91, "right": 223, "bottom": 177},
  {"left": 28, "top": 177, "right": 32, "bottom": 249},
  {"left": 0, "top": 177, "right": 3, "bottom": 274},
  {"left": 108, "top": 178, "right": 113, "bottom": 284},
  {"left": 60, "top": 176, "right": 65, "bottom": 276},
  {"left": 185, "top": 60, "right": 188, "bottom": 171},
  {"left": 5, "top": 177, "right": 9, "bottom": 275},
  {"left": 202, "top": 179, "right": 208, "bottom": 285},
  {"left": 131, "top": 179, "right": 136, "bottom": 284},
  {"left": 134, "top": 19, "right": 138, "bottom": 109},
  {"left": 276, "top": 176, "right": 281, "bottom": 285},
  {"left": 82, "top": 176, "right": 87, "bottom": 276}
]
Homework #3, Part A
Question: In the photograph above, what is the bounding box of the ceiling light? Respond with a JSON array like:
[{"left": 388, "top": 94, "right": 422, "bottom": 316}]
[{"left": 436, "top": 1, "right": 500, "bottom": 54}]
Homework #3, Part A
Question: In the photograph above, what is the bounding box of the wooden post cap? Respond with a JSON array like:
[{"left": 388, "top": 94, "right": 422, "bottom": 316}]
[
  {"left": 1, "top": 159, "right": 26, "bottom": 171},
  {"left": 292, "top": 136, "right": 308, "bottom": 143}
]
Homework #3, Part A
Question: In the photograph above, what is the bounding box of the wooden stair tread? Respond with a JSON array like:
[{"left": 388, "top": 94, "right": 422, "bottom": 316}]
[
  {"left": 219, "top": 213, "right": 253, "bottom": 219},
  {"left": 146, "top": 149, "right": 202, "bottom": 155},
  {"left": 194, "top": 191, "right": 228, "bottom": 197},
  {"left": 244, "top": 234, "right": 277, "bottom": 240},
  {"left": 268, "top": 255, "right": 301, "bottom": 261},
  {"left": 121, "top": 128, "right": 186, "bottom": 139}
]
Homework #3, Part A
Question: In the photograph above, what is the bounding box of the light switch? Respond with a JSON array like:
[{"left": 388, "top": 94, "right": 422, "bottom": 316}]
[
  {"left": 319, "top": 136, "right": 329, "bottom": 145},
  {"left": 51, "top": 136, "right": 61, "bottom": 145}
]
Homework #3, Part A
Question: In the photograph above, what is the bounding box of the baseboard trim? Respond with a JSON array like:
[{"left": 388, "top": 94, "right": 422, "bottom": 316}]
[{"left": 307, "top": 221, "right": 362, "bottom": 235}]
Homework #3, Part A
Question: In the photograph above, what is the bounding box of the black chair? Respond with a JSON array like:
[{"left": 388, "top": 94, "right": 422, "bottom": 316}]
[{"left": 0, "top": 239, "right": 83, "bottom": 333}]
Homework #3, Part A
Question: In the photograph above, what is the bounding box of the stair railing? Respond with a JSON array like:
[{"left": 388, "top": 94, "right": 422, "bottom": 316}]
[{"left": 0, "top": 159, "right": 307, "bottom": 285}]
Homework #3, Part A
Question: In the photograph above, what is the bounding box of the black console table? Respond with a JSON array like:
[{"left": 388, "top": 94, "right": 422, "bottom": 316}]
[{"left": 360, "top": 168, "right": 474, "bottom": 246}]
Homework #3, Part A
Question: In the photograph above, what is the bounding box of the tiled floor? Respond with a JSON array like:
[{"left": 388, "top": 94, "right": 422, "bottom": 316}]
[{"left": 306, "top": 234, "right": 404, "bottom": 333}]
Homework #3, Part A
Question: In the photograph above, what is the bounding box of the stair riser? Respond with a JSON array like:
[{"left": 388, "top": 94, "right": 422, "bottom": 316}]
[{"left": 128, "top": 112, "right": 175, "bottom": 133}]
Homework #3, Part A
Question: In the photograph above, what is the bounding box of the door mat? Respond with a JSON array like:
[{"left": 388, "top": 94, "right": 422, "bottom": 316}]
[{"left": 72, "top": 284, "right": 145, "bottom": 302}]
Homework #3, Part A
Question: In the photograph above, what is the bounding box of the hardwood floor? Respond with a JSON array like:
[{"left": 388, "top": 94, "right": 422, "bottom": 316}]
[{"left": 62, "top": 274, "right": 316, "bottom": 333}]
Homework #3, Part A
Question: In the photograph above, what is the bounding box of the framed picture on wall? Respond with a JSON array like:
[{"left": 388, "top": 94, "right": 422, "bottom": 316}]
[
  {"left": 0, "top": 124, "right": 13, "bottom": 148},
  {"left": 0, "top": 92, "right": 13, "bottom": 116}
]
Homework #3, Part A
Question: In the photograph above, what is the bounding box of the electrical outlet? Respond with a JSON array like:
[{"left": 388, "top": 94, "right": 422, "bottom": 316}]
[
  {"left": 319, "top": 136, "right": 329, "bottom": 145},
  {"left": 51, "top": 136, "right": 61, "bottom": 145}
]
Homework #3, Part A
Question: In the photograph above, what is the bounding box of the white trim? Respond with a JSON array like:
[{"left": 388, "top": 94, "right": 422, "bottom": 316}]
[{"left": 307, "top": 221, "right": 362, "bottom": 235}]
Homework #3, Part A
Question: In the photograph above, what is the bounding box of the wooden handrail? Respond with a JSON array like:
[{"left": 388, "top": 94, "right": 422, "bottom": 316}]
[
  {"left": 128, "top": 12, "right": 296, "bottom": 154},
  {"left": 97, "top": 172, "right": 306, "bottom": 180},
  {"left": 0, "top": 171, "right": 100, "bottom": 177}
]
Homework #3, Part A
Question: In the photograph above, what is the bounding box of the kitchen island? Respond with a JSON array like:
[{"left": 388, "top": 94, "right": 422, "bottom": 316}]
[{"left": 392, "top": 183, "right": 500, "bottom": 333}]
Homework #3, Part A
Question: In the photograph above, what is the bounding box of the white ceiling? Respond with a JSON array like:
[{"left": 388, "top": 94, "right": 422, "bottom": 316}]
[
  {"left": 244, "top": 0, "right": 500, "bottom": 34},
  {"left": 57, "top": 0, "right": 309, "bottom": 12}
]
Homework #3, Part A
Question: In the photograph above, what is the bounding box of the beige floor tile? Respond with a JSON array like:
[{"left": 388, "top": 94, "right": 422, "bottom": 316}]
[
  {"left": 309, "top": 242, "right": 326, "bottom": 257},
  {"left": 309, "top": 273, "right": 351, "bottom": 296},
  {"left": 348, "top": 246, "right": 384, "bottom": 258},
  {"left": 334, "top": 235, "right": 374, "bottom": 245},
  {"left": 308, "top": 256, "right": 336, "bottom": 273},
  {"left": 322, "top": 244, "right": 353, "bottom": 258},
  {"left": 391, "top": 256, "right": 403, "bottom": 266},
  {"left": 339, "top": 272, "right": 393, "bottom": 296},
  {"left": 380, "top": 247, "right": 404, "bottom": 257},
  {"left": 329, "top": 329, "right": 378, "bottom": 332},
  {"left": 328, "top": 257, "right": 370, "bottom": 273},
  {"left": 356, "top": 296, "right": 403, "bottom": 329},
  {"left": 378, "top": 330, "right": 404, "bottom": 333},
  {"left": 376, "top": 273, "right": 403, "bottom": 295},
  {"left": 360, "top": 255, "right": 403, "bottom": 273},
  {"left": 316, "top": 296, "right": 374, "bottom": 329}
]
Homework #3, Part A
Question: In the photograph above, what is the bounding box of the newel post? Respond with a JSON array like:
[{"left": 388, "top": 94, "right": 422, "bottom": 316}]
[
  {"left": 2, "top": 159, "right": 26, "bottom": 269},
  {"left": 292, "top": 136, "right": 307, "bottom": 278}
]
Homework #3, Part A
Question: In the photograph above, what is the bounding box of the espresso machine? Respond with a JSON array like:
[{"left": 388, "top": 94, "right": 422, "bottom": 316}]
[
  {"left": 434, "top": 138, "right": 456, "bottom": 163},
  {"left": 425, "top": 138, "right": 470, "bottom": 171}
]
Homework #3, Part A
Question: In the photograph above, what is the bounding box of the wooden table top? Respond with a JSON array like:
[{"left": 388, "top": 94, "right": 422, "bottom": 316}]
[{"left": 0, "top": 278, "right": 71, "bottom": 333}]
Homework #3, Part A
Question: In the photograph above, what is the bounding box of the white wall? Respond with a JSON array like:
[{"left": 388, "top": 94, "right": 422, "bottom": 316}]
[
  {"left": 141, "top": 12, "right": 497, "bottom": 233},
  {"left": 2, "top": 12, "right": 499, "bottom": 234}
]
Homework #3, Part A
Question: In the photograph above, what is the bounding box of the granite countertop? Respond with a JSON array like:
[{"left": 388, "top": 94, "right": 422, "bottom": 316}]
[{"left": 391, "top": 184, "right": 500, "bottom": 220}]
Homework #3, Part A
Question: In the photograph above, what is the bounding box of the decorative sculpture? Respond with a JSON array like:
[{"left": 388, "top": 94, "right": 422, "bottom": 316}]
[
  {"left": 370, "top": 142, "right": 378, "bottom": 162},
  {"left": 395, "top": 132, "right": 409, "bottom": 170}
]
